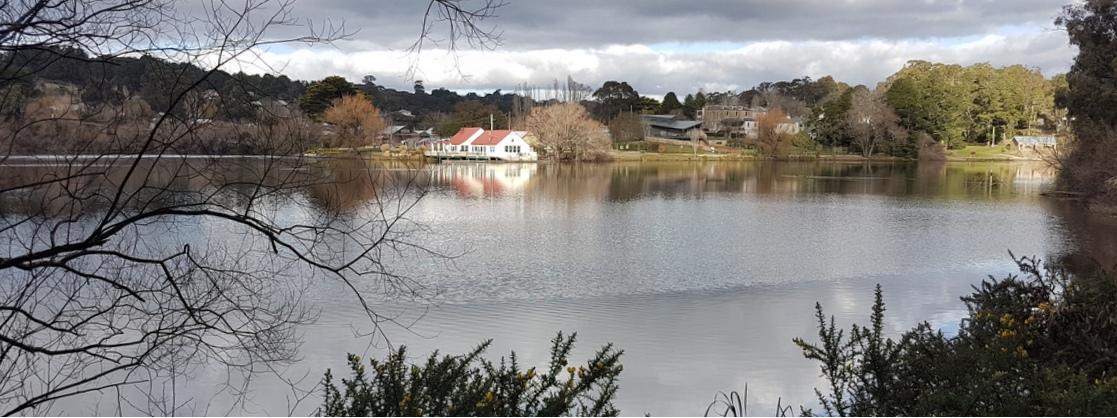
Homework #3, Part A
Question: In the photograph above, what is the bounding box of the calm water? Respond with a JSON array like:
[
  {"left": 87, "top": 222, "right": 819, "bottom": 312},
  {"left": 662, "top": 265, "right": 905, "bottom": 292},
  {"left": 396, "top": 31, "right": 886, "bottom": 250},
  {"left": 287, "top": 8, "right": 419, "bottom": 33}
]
[{"left": 8, "top": 159, "right": 1117, "bottom": 416}]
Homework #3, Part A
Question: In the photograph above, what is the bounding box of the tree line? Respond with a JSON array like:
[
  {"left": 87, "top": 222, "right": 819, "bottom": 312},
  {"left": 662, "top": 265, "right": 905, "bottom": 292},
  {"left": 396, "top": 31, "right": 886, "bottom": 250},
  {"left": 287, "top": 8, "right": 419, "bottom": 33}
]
[{"left": 4, "top": 43, "right": 1068, "bottom": 160}]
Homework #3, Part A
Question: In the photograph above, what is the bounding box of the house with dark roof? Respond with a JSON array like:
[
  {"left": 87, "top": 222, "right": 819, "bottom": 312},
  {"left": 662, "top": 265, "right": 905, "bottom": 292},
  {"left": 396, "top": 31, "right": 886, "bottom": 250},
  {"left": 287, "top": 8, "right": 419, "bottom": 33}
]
[{"left": 640, "top": 114, "right": 703, "bottom": 140}]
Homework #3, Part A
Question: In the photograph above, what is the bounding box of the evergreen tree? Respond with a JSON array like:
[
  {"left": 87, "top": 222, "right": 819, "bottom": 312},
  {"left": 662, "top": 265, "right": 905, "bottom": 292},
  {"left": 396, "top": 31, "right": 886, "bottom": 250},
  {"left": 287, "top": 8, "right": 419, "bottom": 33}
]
[
  {"left": 299, "top": 76, "right": 358, "bottom": 118},
  {"left": 659, "top": 91, "right": 682, "bottom": 114},
  {"left": 1056, "top": 0, "right": 1117, "bottom": 198}
]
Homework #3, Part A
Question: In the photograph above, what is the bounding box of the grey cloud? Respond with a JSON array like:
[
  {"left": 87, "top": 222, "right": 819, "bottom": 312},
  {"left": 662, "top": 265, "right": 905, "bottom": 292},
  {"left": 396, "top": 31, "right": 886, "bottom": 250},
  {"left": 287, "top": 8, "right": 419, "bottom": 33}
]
[
  {"left": 275, "top": 0, "right": 1067, "bottom": 49},
  {"left": 219, "top": 0, "right": 1075, "bottom": 99}
]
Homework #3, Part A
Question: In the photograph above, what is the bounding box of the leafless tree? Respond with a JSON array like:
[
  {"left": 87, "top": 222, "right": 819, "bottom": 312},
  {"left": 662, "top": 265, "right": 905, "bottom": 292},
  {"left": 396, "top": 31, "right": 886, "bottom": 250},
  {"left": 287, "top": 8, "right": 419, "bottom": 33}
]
[
  {"left": 607, "top": 112, "right": 644, "bottom": 143},
  {"left": 0, "top": 0, "right": 493, "bottom": 415},
  {"left": 558, "top": 75, "right": 591, "bottom": 103},
  {"left": 688, "top": 127, "right": 707, "bottom": 154},
  {"left": 321, "top": 94, "right": 386, "bottom": 148},
  {"left": 511, "top": 82, "right": 537, "bottom": 130},
  {"left": 527, "top": 103, "right": 610, "bottom": 161},
  {"left": 408, "top": 0, "right": 506, "bottom": 78},
  {"left": 847, "top": 87, "right": 906, "bottom": 158}
]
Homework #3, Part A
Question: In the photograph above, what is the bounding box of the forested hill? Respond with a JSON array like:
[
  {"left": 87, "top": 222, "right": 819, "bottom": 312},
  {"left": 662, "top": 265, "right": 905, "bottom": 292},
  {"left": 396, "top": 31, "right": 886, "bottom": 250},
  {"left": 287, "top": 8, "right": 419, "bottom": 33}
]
[
  {"left": 3, "top": 47, "right": 1066, "bottom": 155},
  {"left": 0, "top": 47, "right": 518, "bottom": 123}
]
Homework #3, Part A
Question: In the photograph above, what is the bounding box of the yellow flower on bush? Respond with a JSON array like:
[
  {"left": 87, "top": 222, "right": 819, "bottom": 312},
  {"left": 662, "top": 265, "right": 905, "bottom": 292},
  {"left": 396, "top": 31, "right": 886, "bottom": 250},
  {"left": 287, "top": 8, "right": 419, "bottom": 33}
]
[
  {"left": 999, "top": 313, "right": 1015, "bottom": 327},
  {"left": 1038, "top": 302, "right": 1054, "bottom": 314}
]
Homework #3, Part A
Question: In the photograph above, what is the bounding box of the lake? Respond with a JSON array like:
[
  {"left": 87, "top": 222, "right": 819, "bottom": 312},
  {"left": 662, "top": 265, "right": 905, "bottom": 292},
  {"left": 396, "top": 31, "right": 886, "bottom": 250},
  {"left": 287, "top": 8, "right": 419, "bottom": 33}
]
[{"left": 6, "top": 158, "right": 1117, "bottom": 416}]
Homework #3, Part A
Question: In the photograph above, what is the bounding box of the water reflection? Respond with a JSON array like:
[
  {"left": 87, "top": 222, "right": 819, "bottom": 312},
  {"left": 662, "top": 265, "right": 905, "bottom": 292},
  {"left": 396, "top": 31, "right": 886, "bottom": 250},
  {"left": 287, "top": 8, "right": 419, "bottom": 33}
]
[
  {"left": 431, "top": 163, "right": 537, "bottom": 198},
  {"left": 416, "top": 161, "right": 1058, "bottom": 204},
  {"left": 8, "top": 159, "right": 1116, "bottom": 416}
]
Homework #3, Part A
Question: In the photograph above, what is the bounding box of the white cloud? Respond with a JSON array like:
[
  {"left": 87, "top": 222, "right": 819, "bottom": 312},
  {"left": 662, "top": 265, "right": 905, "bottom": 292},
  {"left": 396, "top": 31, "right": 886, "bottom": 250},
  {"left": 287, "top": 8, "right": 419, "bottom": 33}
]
[{"left": 240, "top": 29, "right": 1074, "bottom": 97}]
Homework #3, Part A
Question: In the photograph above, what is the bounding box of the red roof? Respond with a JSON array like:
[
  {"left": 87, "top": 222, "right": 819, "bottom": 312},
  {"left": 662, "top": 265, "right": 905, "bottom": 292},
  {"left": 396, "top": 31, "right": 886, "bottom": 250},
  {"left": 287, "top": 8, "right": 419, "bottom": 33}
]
[
  {"left": 470, "top": 130, "right": 514, "bottom": 146},
  {"left": 449, "top": 127, "right": 482, "bottom": 145}
]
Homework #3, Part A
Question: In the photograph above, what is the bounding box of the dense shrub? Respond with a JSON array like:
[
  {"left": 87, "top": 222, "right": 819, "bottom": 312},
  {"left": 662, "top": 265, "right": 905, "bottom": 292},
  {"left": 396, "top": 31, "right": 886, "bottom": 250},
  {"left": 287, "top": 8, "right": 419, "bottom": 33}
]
[
  {"left": 320, "top": 332, "right": 623, "bottom": 417},
  {"left": 795, "top": 256, "right": 1117, "bottom": 416}
]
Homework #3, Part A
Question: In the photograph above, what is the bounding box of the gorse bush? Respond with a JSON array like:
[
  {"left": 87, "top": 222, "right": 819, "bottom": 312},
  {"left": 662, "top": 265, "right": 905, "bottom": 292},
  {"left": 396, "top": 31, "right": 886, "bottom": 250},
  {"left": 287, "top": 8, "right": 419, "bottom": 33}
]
[
  {"left": 320, "top": 332, "right": 623, "bottom": 417},
  {"left": 795, "top": 255, "right": 1117, "bottom": 416}
]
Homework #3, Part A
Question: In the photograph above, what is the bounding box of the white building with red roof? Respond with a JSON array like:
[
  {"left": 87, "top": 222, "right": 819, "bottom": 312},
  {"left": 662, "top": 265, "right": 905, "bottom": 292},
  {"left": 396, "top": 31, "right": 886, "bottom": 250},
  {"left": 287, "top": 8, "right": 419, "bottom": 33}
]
[{"left": 426, "top": 127, "right": 538, "bottom": 161}]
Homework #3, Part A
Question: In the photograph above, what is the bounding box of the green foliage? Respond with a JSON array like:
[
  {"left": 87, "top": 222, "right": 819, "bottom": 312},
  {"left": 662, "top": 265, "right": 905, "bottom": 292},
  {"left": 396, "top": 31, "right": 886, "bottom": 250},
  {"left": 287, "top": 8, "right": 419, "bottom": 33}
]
[
  {"left": 808, "top": 88, "right": 853, "bottom": 148},
  {"left": 752, "top": 77, "right": 845, "bottom": 110},
  {"left": 881, "top": 60, "right": 1056, "bottom": 150},
  {"left": 2, "top": 48, "right": 308, "bottom": 119},
  {"left": 321, "top": 332, "right": 624, "bottom": 417},
  {"left": 660, "top": 92, "right": 682, "bottom": 114},
  {"left": 636, "top": 96, "right": 660, "bottom": 114},
  {"left": 0, "top": 79, "right": 33, "bottom": 117},
  {"left": 1057, "top": 0, "right": 1117, "bottom": 133},
  {"left": 434, "top": 100, "right": 508, "bottom": 137},
  {"left": 300, "top": 76, "right": 359, "bottom": 118},
  {"left": 1056, "top": 0, "right": 1117, "bottom": 200},
  {"left": 796, "top": 256, "right": 1117, "bottom": 416},
  {"left": 592, "top": 81, "right": 640, "bottom": 121},
  {"left": 682, "top": 93, "right": 698, "bottom": 118},
  {"left": 881, "top": 61, "right": 971, "bottom": 149},
  {"left": 703, "top": 385, "right": 800, "bottom": 417}
]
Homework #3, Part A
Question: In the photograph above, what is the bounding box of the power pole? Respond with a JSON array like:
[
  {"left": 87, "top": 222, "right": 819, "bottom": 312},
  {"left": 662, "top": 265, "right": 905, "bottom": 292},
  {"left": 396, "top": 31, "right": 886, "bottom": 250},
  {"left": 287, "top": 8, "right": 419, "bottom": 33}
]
[{"left": 490, "top": 114, "right": 494, "bottom": 130}]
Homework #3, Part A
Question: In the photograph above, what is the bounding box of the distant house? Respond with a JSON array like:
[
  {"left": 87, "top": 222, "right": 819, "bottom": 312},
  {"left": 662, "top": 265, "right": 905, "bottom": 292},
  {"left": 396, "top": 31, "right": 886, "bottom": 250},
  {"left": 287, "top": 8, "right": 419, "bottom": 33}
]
[
  {"left": 1010, "top": 136, "right": 1057, "bottom": 151},
  {"left": 698, "top": 105, "right": 765, "bottom": 136},
  {"left": 713, "top": 117, "right": 758, "bottom": 137},
  {"left": 390, "top": 109, "right": 415, "bottom": 119},
  {"left": 379, "top": 125, "right": 414, "bottom": 145},
  {"left": 418, "top": 127, "right": 439, "bottom": 140},
  {"left": 382, "top": 125, "right": 410, "bottom": 136},
  {"left": 779, "top": 117, "right": 803, "bottom": 135},
  {"left": 401, "top": 128, "right": 442, "bottom": 147},
  {"left": 426, "top": 127, "right": 539, "bottom": 161},
  {"left": 640, "top": 115, "right": 703, "bottom": 140}
]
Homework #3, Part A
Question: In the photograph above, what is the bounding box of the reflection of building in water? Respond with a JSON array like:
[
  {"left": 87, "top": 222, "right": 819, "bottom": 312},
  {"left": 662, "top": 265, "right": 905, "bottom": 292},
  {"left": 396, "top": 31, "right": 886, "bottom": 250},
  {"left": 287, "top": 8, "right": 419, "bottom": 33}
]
[
  {"left": 1012, "top": 164, "right": 1057, "bottom": 195},
  {"left": 431, "top": 163, "right": 537, "bottom": 198}
]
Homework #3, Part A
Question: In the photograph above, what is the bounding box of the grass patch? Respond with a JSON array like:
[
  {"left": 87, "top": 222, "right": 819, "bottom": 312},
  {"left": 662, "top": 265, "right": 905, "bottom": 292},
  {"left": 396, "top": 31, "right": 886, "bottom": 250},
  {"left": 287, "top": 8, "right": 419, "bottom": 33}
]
[{"left": 946, "top": 145, "right": 1019, "bottom": 159}]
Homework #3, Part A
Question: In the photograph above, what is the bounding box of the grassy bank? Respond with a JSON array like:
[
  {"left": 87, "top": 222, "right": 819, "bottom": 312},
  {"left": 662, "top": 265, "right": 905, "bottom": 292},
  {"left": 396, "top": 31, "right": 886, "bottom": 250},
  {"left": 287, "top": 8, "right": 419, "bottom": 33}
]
[
  {"left": 304, "top": 146, "right": 425, "bottom": 161},
  {"left": 608, "top": 149, "right": 1034, "bottom": 163},
  {"left": 944, "top": 145, "right": 1041, "bottom": 161}
]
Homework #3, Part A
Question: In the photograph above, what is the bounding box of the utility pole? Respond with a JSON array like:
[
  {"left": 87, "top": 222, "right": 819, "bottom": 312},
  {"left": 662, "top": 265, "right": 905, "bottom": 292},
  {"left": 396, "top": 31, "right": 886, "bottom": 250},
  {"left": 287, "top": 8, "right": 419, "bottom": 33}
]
[{"left": 490, "top": 114, "right": 494, "bottom": 130}]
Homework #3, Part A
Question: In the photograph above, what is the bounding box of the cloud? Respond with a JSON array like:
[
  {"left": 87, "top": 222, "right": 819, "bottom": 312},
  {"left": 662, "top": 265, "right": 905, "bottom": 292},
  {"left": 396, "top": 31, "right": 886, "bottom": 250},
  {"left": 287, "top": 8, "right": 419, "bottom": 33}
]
[
  {"left": 240, "top": 27, "right": 1074, "bottom": 97},
  {"left": 273, "top": 0, "right": 1068, "bottom": 49}
]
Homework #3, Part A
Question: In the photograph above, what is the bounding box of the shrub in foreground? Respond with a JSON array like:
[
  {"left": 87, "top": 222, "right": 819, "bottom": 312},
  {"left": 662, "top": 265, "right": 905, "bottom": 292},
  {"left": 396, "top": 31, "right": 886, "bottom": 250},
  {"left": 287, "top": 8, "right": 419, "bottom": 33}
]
[
  {"left": 795, "top": 255, "right": 1117, "bottom": 416},
  {"left": 320, "top": 332, "right": 623, "bottom": 416}
]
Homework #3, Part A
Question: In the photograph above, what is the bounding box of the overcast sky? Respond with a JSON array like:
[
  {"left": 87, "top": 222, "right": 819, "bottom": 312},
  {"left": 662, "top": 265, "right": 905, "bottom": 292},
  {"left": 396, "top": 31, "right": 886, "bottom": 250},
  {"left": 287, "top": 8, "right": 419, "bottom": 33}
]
[{"left": 238, "top": 0, "right": 1076, "bottom": 97}]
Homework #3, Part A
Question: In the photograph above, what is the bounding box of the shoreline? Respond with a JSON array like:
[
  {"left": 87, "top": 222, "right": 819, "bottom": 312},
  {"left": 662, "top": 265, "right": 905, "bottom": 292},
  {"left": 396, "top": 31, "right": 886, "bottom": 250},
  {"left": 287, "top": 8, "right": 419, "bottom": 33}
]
[
  {"left": 0, "top": 151, "right": 1043, "bottom": 164},
  {"left": 607, "top": 150, "right": 1043, "bottom": 163}
]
